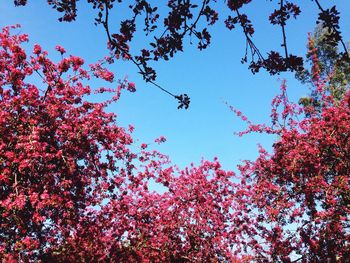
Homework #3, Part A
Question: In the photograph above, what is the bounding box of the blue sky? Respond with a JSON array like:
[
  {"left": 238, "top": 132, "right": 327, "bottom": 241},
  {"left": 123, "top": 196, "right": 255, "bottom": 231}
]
[{"left": 1, "top": 1, "right": 349, "bottom": 171}]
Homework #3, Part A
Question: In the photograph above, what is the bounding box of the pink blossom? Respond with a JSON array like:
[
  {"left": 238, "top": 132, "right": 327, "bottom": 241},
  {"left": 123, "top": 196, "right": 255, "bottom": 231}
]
[{"left": 55, "top": 45, "right": 66, "bottom": 54}]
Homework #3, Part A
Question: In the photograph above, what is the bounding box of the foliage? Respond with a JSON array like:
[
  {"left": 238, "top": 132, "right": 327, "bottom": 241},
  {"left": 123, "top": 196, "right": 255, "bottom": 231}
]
[
  {"left": 297, "top": 25, "right": 350, "bottom": 111},
  {"left": 1, "top": 25, "right": 350, "bottom": 262},
  {"left": 13, "top": 1, "right": 350, "bottom": 107}
]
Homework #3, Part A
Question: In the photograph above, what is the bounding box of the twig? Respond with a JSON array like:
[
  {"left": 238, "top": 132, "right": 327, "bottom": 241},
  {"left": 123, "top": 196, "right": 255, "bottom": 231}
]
[
  {"left": 235, "top": 9, "right": 264, "bottom": 62},
  {"left": 280, "top": 0, "right": 289, "bottom": 59},
  {"left": 14, "top": 172, "right": 19, "bottom": 195},
  {"left": 103, "top": 1, "right": 179, "bottom": 100}
]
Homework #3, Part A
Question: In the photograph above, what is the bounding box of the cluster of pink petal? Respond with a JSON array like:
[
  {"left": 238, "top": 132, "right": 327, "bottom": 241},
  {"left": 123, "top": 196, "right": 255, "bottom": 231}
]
[
  {"left": 1, "top": 25, "right": 350, "bottom": 262},
  {"left": 90, "top": 62, "right": 115, "bottom": 82},
  {"left": 233, "top": 70, "right": 350, "bottom": 260}
]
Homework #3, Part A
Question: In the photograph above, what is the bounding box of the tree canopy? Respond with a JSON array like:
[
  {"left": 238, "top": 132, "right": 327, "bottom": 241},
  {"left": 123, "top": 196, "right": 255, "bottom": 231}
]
[
  {"left": 1, "top": 23, "right": 350, "bottom": 262},
  {"left": 13, "top": 0, "right": 350, "bottom": 108},
  {"left": 2, "top": 0, "right": 350, "bottom": 262}
]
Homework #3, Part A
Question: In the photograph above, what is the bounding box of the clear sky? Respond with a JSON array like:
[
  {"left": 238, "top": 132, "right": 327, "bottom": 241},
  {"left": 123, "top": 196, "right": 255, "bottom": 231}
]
[{"left": 1, "top": 1, "right": 349, "bottom": 171}]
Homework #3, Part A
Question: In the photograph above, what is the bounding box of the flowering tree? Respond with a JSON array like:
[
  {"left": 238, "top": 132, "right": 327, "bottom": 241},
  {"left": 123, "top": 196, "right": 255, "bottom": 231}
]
[
  {"left": 1, "top": 24, "right": 350, "bottom": 262},
  {"left": 0, "top": 25, "right": 250, "bottom": 262},
  {"left": 233, "top": 79, "right": 350, "bottom": 260},
  {"left": 0, "top": 24, "right": 137, "bottom": 261}
]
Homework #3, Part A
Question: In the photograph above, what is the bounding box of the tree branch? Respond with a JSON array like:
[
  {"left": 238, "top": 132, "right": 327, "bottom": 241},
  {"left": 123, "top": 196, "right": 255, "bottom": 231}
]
[
  {"left": 313, "top": 0, "right": 349, "bottom": 61},
  {"left": 102, "top": 1, "right": 189, "bottom": 108},
  {"left": 280, "top": 0, "right": 289, "bottom": 59}
]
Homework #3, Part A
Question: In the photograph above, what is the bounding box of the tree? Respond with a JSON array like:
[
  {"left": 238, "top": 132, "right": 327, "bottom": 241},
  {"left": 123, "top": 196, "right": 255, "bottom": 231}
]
[
  {"left": 0, "top": 25, "right": 250, "bottom": 262},
  {"left": 0, "top": 24, "right": 135, "bottom": 260},
  {"left": 233, "top": 81, "right": 350, "bottom": 261},
  {"left": 297, "top": 24, "right": 350, "bottom": 112},
  {"left": 13, "top": 0, "right": 350, "bottom": 107}
]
